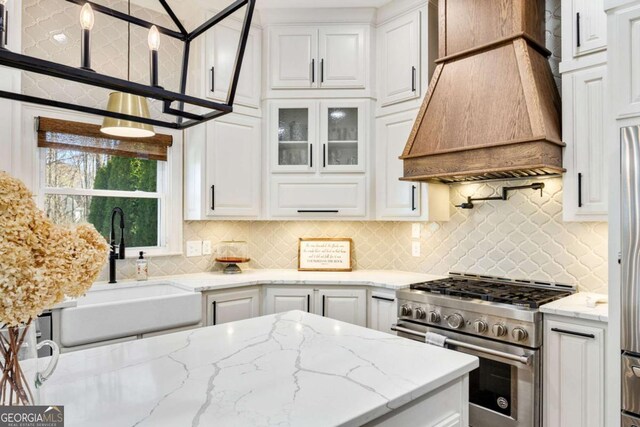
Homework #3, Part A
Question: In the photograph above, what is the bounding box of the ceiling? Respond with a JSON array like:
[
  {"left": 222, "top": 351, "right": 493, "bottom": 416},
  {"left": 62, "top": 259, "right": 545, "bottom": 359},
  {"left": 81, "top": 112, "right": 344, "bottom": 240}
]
[{"left": 255, "top": 0, "right": 394, "bottom": 9}]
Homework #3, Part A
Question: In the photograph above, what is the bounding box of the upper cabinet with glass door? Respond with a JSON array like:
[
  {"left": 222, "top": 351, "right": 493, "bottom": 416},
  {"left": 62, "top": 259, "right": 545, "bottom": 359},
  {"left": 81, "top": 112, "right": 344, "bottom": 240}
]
[
  {"left": 271, "top": 101, "right": 317, "bottom": 173},
  {"left": 320, "top": 100, "right": 366, "bottom": 173},
  {"left": 204, "top": 16, "right": 262, "bottom": 111}
]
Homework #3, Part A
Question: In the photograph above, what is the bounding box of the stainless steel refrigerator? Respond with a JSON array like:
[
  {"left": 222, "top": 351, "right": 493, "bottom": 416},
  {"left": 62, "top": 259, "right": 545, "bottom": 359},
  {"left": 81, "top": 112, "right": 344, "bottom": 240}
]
[{"left": 621, "top": 126, "right": 640, "bottom": 427}]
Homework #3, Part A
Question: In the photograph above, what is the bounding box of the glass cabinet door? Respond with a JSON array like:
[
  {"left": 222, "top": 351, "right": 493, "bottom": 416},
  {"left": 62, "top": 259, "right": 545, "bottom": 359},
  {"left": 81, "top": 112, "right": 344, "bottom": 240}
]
[
  {"left": 272, "top": 102, "right": 316, "bottom": 172},
  {"left": 321, "top": 101, "right": 366, "bottom": 172}
]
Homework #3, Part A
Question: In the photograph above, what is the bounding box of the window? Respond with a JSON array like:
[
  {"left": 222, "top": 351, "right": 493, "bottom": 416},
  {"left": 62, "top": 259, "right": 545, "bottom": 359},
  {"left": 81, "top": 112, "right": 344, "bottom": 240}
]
[{"left": 37, "top": 116, "right": 182, "bottom": 256}]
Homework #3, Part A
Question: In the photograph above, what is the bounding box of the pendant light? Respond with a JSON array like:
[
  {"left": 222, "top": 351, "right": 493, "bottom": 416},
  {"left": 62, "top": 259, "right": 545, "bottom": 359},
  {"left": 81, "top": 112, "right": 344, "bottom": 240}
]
[{"left": 101, "top": 0, "right": 155, "bottom": 138}]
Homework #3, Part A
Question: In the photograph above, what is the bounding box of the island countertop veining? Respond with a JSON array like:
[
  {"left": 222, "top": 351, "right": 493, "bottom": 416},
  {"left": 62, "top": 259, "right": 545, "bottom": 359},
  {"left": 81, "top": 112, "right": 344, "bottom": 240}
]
[{"left": 41, "top": 311, "right": 478, "bottom": 427}]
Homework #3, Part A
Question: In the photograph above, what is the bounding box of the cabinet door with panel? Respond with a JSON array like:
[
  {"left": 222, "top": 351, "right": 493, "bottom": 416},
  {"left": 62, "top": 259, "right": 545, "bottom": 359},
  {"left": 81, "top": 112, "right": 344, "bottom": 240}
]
[
  {"left": 206, "top": 288, "right": 260, "bottom": 326},
  {"left": 270, "top": 27, "right": 318, "bottom": 89},
  {"left": 378, "top": 11, "right": 421, "bottom": 106},
  {"left": 269, "top": 175, "right": 367, "bottom": 218},
  {"left": 270, "top": 101, "right": 318, "bottom": 173},
  {"left": 318, "top": 288, "right": 367, "bottom": 327},
  {"left": 611, "top": 4, "right": 640, "bottom": 117},
  {"left": 264, "top": 287, "right": 313, "bottom": 315},
  {"left": 318, "top": 26, "right": 366, "bottom": 89},
  {"left": 543, "top": 317, "right": 606, "bottom": 427},
  {"left": 562, "top": 66, "right": 608, "bottom": 221},
  {"left": 206, "top": 114, "right": 261, "bottom": 217},
  {"left": 368, "top": 289, "right": 397, "bottom": 334},
  {"left": 205, "top": 19, "right": 261, "bottom": 109},
  {"left": 320, "top": 100, "right": 367, "bottom": 173},
  {"left": 564, "top": 0, "right": 607, "bottom": 59},
  {"left": 375, "top": 111, "right": 450, "bottom": 220}
]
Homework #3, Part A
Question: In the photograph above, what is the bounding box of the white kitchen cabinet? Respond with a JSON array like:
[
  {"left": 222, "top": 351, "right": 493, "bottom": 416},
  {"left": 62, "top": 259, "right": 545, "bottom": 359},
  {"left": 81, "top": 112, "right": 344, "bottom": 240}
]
[
  {"left": 318, "top": 26, "right": 366, "bottom": 89},
  {"left": 184, "top": 113, "right": 261, "bottom": 220},
  {"left": 205, "top": 288, "right": 260, "bottom": 326},
  {"left": 318, "top": 288, "right": 367, "bottom": 327},
  {"left": 377, "top": 10, "right": 421, "bottom": 106},
  {"left": 270, "top": 100, "right": 318, "bottom": 173},
  {"left": 269, "top": 175, "right": 367, "bottom": 218},
  {"left": 562, "top": 66, "right": 608, "bottom": 221},
  {"left": 206, "top": 114, "right": 262, "bottom": 217},
  {"left": 368, "top": 289, "right": 397, "bottom": 334},
  {"left": 610, "top": 4, "right": 640, "bottom": 117},
  {"left": 544, "top": 316, "right": 606, "bottom": 427},
  {"left": 563, "top": 0, "right": 607, "bottom": 61},
  {"left": 320, "top": 100, "right": 367, "bottom": 173},
  {"left": 269, "top": 25, "right": 368, "bottom": 90},
  {"left": 375, "top": 110, "right": 450, "bottom": 220},
  {"left": 204, "top": 18, "right": 262, "bottom": 109},
  {"left": 264, "top": 287, "right": 314, "bottom": 314},
  {"left": 270, "top": 27, "right": 318, "bottom": 89}
]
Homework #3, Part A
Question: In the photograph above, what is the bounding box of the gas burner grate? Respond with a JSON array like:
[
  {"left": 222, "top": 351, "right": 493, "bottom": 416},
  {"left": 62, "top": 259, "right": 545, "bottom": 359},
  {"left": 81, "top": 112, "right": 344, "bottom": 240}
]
[{"left": 410, "top": 276, "right": 573, "bottom": 308}]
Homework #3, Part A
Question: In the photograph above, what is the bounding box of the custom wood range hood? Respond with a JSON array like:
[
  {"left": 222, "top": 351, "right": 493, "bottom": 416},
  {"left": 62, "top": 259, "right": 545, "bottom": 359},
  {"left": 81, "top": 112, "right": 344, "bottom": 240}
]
[{"left": 401, "top": 0, "right": 563, "bottom": 184}]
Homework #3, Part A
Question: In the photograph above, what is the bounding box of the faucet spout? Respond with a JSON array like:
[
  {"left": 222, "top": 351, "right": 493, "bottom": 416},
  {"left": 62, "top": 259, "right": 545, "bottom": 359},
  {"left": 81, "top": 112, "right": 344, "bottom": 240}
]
[{"left": 109, "top": 207, "right": 125, "bottom": 284}]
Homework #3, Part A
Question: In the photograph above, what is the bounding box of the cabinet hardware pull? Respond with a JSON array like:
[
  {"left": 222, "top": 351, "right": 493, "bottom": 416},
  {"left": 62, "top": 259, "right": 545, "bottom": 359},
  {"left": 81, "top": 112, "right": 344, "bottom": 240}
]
[
  {"left": 578, "top": 172, "right": 583, "bottom": 208},
  {"left": 297, "top": 209, "right": 339, "bottom": 213},
  {"left": 411, "top": 66, "right": 416, "bottom": 92},
  {"left": 210, "top": 66, "right": 215, "bottom": 92},
  {"left": 321, "top": 58, "right": 324, "bottom": 83},
  {"left": 310, "top": 143, "right": 313, "bottom": 167},
  {"left": 372, "top": 295, "right": 395, "bottom": 302},
  {"left": 212, "top": 301, "right": 217, "bottom": 325},
  {"left": 323, "top": 144, "right": 326, "bottom": 168},
  {"left": 322, "top": 295, "right": 326, "bottom": 316},
  {"left": 211, "top": 185, "right": 215, "bottom": 211},
  {"left": 311, "top": 59, "right": 315, "bottom": 83},
  {"left": 411, "top": 185, "right": 417, "bottom": 211},
  {"left": 307, "top": 294, "right": 311, "bottom": 312},
  {"left": 551, "top": 327, "right": 595, "bottom": 339},
  {"left": 576, "top": 12, "right": 581, "bottom": 48}
]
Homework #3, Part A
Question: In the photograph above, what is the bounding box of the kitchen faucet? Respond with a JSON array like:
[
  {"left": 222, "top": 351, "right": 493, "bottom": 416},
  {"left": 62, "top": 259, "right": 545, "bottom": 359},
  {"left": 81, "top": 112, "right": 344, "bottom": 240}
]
[{"left": 108, "top": 207, "right": 125, "bottom": 284}]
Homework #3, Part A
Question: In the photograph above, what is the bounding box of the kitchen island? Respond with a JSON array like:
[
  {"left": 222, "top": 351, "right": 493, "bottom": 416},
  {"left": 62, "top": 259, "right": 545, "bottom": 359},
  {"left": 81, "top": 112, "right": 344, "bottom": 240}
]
[{"left": 41, "top": 311, "right": 478, "bottom": 427}]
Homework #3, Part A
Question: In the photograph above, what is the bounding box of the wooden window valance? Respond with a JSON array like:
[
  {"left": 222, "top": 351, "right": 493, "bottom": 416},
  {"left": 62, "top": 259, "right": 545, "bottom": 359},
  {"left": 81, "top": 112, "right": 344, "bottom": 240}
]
[{"left": 36, "top": 117, "right": 173, "bottom": 161}]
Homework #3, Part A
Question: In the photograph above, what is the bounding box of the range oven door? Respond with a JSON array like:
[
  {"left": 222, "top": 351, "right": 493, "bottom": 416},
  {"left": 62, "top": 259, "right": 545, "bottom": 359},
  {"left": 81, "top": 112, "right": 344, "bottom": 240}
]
[{"left": 393, "top": 322, "right": 540, "bottom": 427}]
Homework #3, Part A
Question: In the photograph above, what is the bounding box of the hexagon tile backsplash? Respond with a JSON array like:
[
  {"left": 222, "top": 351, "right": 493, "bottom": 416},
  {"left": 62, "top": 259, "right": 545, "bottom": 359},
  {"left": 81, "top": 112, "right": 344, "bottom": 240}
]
[{"left": 97, "top": 178, "right": 609, "bottom": 294}]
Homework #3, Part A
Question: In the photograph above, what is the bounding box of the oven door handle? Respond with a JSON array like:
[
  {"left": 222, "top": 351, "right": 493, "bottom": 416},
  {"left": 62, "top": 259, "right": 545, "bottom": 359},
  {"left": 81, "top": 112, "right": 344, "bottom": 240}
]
[{"left": 391, "top": 324, "right": 532, "bottom": 366}]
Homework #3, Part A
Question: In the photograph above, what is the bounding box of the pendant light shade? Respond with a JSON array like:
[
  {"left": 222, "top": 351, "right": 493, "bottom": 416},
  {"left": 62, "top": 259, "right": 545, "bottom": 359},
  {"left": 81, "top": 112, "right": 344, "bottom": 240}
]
[{"left": 100, "top": 92, "right": 155, "bottom": 138}]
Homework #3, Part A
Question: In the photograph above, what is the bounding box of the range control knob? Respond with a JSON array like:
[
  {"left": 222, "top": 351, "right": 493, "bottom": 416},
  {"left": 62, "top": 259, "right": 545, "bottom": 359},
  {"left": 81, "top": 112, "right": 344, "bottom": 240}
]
[
  {"left": 400, "top": 304, "right": 412, "bottom": 317},
  {"left": 447, "top": 313, "right": 465, "bottom": 329},
  {"left": 414, "top": 307, "right": 427, "bottom": 319},
  {"left": 427, "top": 311, "right": 441, "bottom": 323},
  {"left": 473, "top": 320, "right": 488, "bottom": 334},
  {"left": 512, "top": 327, "right": 528, "bottom": 342},
  {"left": 492, "top": 324, "right": 508, "bottom": 337}
]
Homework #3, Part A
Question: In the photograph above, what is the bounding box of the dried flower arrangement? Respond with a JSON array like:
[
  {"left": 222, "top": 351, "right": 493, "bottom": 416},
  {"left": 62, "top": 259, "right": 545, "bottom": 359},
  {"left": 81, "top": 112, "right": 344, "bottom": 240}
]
[{"left": 0, "top": 171, "right": 109, "bottom": 405}]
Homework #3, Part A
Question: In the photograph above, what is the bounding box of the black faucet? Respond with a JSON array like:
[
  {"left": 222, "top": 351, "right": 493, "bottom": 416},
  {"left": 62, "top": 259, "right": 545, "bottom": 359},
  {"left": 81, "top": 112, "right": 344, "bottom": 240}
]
[{"left": 109, "top": 207, "right": 125, "bottom": 284}]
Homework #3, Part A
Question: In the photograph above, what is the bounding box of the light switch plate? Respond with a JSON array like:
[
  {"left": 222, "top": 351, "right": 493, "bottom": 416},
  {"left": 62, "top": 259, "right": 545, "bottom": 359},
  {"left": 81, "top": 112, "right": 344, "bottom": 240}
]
[
  {"left": 411, "top": 223, "right": 421, "bottom": 239},
  {"left": 202, "top": 240, "right": 212, "bottom": 256},
  {"left": 186, "top": 240, "right": 203, "bottom": 257},
  {"left": 412, "top": 241, "right": 421, "bottom": 257}
]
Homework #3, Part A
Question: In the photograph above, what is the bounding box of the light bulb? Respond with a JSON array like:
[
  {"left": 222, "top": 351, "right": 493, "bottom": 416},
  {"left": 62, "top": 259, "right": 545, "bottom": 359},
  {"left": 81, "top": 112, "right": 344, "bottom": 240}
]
[
  {"left": 80, "top": 3, "right": 94, "bottom": 31},
  {"left": 147, "top": 25, "right": 160, "bottom": 51}
]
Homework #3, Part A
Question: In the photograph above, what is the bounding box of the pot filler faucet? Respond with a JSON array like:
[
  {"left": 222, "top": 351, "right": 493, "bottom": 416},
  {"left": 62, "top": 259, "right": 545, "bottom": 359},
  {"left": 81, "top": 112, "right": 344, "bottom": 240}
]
[{"left": 109, "top": 207, "right": 125, "bottom": 284}]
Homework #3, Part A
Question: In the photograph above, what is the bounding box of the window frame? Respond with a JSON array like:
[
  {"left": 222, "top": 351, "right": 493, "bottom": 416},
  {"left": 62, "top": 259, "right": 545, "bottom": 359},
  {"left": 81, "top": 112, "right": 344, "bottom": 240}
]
[{"left": 27, "top": 105, "right": 183, "bottom": 258}]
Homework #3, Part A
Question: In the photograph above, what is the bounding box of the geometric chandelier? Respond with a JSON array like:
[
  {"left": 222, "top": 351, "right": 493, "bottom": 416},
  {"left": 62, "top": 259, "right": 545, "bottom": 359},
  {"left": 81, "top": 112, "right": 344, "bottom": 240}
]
[{"left": 0, "top": 0, "right": 256, "bottom": 130}]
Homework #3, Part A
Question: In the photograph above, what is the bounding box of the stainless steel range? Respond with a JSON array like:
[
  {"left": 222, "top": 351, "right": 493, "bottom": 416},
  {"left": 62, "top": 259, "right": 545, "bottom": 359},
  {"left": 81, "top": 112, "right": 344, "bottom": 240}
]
[{"left": 392, "top": 273, "right": 574, "bottom": 427}]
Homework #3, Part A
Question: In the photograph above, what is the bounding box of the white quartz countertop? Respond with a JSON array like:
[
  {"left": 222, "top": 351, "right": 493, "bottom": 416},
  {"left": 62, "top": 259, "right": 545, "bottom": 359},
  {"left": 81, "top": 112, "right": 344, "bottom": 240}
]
[
  {"left": 41, "top": 311, "right": 478, "bottom": 427},
  {"left": 96, "top": 269, "right": 445, "bottom": 293},
  {"left": 540, "top": 292, "right": 608, "bottom": 322}
]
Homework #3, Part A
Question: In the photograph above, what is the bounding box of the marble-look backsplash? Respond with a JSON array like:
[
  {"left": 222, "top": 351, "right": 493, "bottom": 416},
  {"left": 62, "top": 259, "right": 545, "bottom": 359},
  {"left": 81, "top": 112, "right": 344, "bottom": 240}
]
[{"left": 99, "top": 178, "right": 608, "bottom": 294}]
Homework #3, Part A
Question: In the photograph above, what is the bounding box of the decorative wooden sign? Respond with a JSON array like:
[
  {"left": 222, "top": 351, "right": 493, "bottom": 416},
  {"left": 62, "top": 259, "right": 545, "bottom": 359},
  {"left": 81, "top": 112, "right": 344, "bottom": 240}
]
[{"left": 298, "top": 238, "right": 353, "bottom": 272}]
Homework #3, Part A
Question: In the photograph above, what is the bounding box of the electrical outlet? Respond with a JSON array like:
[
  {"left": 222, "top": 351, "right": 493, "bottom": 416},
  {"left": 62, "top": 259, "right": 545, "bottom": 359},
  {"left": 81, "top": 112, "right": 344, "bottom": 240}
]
[
  {"left": 186, "top": 240, "right": 203, "bottom": 257},
  {"left": 412, "top": 241, "right": 421, "bottom": 257},
  {"left": 411, "top": 223, "right": 421, "bottom": 239},
  {"left": 202, "top": 240, "right": 212, "bottom": 256}
]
